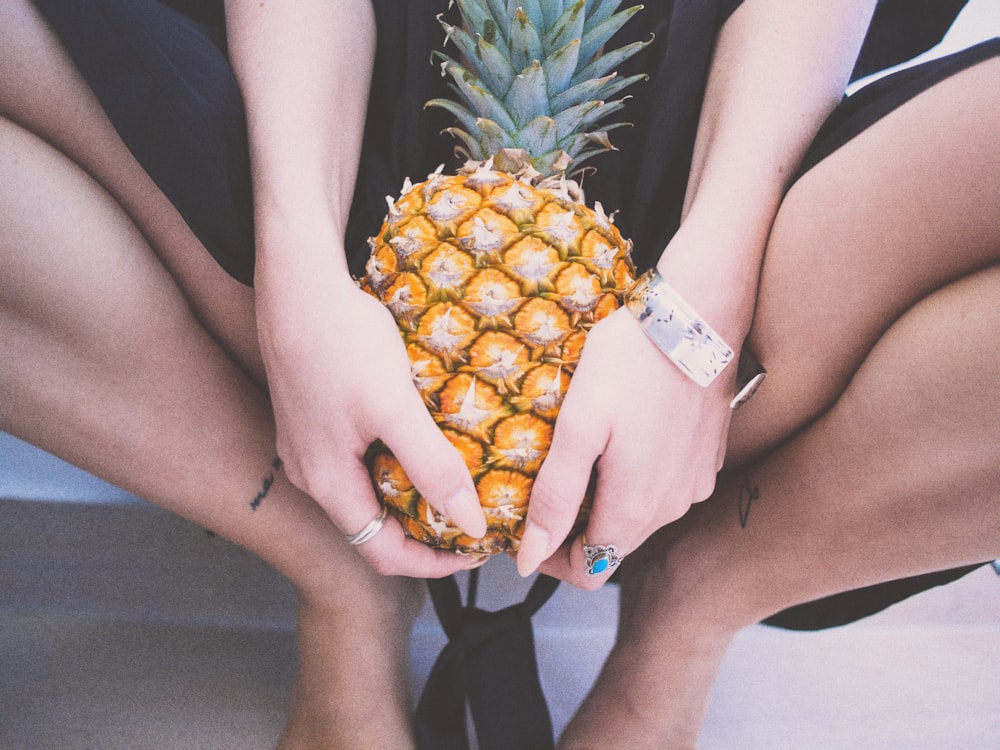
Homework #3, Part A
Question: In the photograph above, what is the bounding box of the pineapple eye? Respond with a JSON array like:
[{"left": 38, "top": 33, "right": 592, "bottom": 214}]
[
  {"left": 439, "top": 375, "right": 506, "bottom": 438},
  {"left": 422, "top": 242, "right": 475, "bottom": 292},
  {"left": 504, "top": 237, "right": 561, "bottom": 290},
  {"left": 555, "top": 264, "right": 601, "bottom": 312},
  {"left": 492, "top": 182, "right": 536, "bottom": 213},
  {"left": 389, "top": 216, "right": 438, "bottom": 263},
  {"left": 477, "top": 469, "right": 532, "bottom": 512},
  {"left": 462, "top": 269, "right": 522, "bottom": 321},
  {"left": 427, "top": 186, "right": 481, "bottom": 222},
  {"left": 533, "top": 204, "right": 584, "bottom": 249},
  {"left": 416, "top": 303, "right": 478, "bottom": 363},
  {"left": 580, "top": 231, "right": 616, "bottom": 266},
  {"left": 514, "top": 299, "right": 571, "bottom": 349},
  {"left": 491, "top": 413, "right": 552, "bottom": 473},
  {"left": 440, "top": 428, "right": 487, "bottom": 471},
  {"left": 384, "top": 273, "right": 427, "bottom": 309},
  {"left": 457, "top": 209, "right": 518, "bottom": 255},
  {"left": 370, "top": 453, "right": 414, "bottom": 496}
]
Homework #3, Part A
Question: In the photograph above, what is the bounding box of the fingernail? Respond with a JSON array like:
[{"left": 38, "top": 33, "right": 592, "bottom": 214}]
[
  {"left": 465, "top": 553, "right": 491, "bottom": 569},
  {"left": 449, "top": 488, "right": 487, "bottom": 538},
  {"left": 516, "top": 524, "right": 549, "bottom": 578}
]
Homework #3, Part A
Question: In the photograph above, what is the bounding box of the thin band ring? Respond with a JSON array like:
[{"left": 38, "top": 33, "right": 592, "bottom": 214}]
[{"left": 346, "top": 505, "right": 388, "bottom": 546}]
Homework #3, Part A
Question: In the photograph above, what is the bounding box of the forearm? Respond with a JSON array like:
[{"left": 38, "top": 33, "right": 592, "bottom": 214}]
[
  {"left": 224, "top": 0, "right": 376, "bottom": 279},
  {"left": 661, "top": 0, "right": 877, "bottom": 343}
]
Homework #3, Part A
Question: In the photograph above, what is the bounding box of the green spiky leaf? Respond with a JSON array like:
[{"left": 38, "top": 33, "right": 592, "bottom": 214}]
[
  {"left": 476, "top": 118, "right": 517, "bottom": 155},
  {"left": 570, "top": 38, "right": 648, "bottom": 87},
  {"left": 587, "top": 0, "right": 626, "bottom": 30},
  {"left": 440, "top": 60, "right": 518, "bottom": 132},
  {"left": 425, "top": 97, "right": 480, "bottom": 135},
  {"left": 505, "top": 60, "right": 550, "bottom": 127},
  {"left": 430, "top": 0, "right": 647, "bottom": 176},
  {"left": 579, "top": 5, "right": 643, "bottom": 65},
  {"left": 542, "top": 39, "right": 580, "bottom": 95},
  {"left": 518, "top": 0, "right": 546, "bottom": 36},
  {"left": 509, "top": 7, "right": 545, "bottom": 72},
  {"left": 518, "top": 115, "right": 559, "bottom": 154},
  {"left": 551, "top": 71, "right": 644, "bottom": 112},
  {"left": 456, "top": 0, "right": 505, "bottom": 46},
  {"left": 544, "top": 0, "right": 586, "bottom": 55}
]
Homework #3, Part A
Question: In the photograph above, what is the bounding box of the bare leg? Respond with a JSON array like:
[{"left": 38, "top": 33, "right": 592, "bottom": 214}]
[
  {"left": 0, "top": 9, "right": 437, "bottom": 740},
  {"left": 0, "top": 112, "right": 424, "bottom": 749},
  {"left": 561, "top": 267, "right": 1000, "bottom": 749},
  {"left": 560, "top": 54, "right": 1000, "bottom": 749},
  {"left": 0, "top": 0, "right": 263, "bottom": 380},
  {"left": 0, "top": 4, "right": 439, "bottom": 744}
]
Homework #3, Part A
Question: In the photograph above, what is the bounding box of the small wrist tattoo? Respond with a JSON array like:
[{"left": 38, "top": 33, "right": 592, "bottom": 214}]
[
  {"left": 737, "top": 476, "right": 760, "bottom": 529},
  {"left": 250, "top": 456, "right": 284, "bottom": 511}
]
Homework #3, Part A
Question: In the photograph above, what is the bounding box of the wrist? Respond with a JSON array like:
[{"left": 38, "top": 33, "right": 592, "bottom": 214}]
[
  {"left": 625, "top": 269, "right": 735, "bottom": 388},
  {"left": 254, "top": 198, "right": 354, "bottom": 284},
  {"left": 653, "top": 217, "right": 765, "bottom": 345},
  {"left": 624, "top": 268, "right": 766, "bottom": 408}
]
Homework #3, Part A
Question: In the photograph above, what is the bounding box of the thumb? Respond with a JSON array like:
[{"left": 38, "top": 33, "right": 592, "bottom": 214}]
[
  {"left": 517, "top": 416, "right": 602, "bottom": 577},
  {"left": 378, "top": 392, "right": 488, "bottom": 539}
]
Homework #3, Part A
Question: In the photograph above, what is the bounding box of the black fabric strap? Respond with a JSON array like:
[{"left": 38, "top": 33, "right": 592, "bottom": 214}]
[{"left": 415, "top": 571, "right": 561, "bottom": 750}]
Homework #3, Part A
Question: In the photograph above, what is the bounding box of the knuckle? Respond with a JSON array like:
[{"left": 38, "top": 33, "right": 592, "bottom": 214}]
[
  {"left": 529, "top": 472, "right": 580, "bottom": 526},
  {"left": 612, "top": 506, "right": 648, "bottom": 535},
  {"left": 650, "top": 487, "right": 691, "bottom": 525},
  {"left": 660, "top": 503, "right": 689, "bottom": 525},
  {"left": 274, "top": 443, "right": 343, "bottom": 502},
  {"left": 549, "top": 399, "right": 588, "bottom": 431},
  {"left": 295, "top": 464, "right": 339, "bottom": 502},
  {"left": 420, "top": 453, "right": 468, "bottom": 493}
]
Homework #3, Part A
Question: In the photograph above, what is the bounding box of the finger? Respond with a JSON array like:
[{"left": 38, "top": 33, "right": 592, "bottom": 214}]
[
  {"left": 516, "top": 406, "right": 606, "bottom": 577},
  {"left": 378, "top": 388, "right": 488, "bottom": 539},
  {"left": 353, "top": 517, "right": 490, "bottom": 578},
  {"left": 534, "top": 535, "right": 576, "bottom": 583},
  {"left": 548, "top": 435, "right": 660, "bottom": 588},
  {"left": 319, "top": 452, "right": 397, "bottom": 536},
  {"left": 533, "top": 531, "right": 623, "bottom": 591},
  {"left": 330, "top": 454, "right": 490, "bottom": 577}
]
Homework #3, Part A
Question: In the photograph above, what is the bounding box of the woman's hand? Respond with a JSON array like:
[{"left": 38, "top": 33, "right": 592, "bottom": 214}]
[
  {"left": 515, "top": 304, "right": 737, "bottom": 588},
  {"left": 225, "top": 2, "right": 490, "bottom": 577},
  {"left": 255, "top": 237, "right": 488, "bottom": 578},
  {"left": 512, "top": 0, "right": 879, "bottom": 589}
]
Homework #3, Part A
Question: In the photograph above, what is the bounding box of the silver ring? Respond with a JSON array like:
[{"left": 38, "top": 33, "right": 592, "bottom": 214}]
[
  {"left": 582, "top": 536, "right": 623, "bottom": 576},
  {"left": 346, "top": 505, "right": 388, "bottom": 546}
]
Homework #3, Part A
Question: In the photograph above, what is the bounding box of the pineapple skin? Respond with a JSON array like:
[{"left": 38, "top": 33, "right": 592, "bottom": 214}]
[{"left": 361, "top": 159, "right": 634, "bottom": 555}]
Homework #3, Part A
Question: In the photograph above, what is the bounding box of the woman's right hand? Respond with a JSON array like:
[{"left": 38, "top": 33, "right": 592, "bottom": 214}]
[
  {"left": 254, "top": 231, "right": 488, "bottom": 578},
  {"left": 225, "top": 1, "right": 486, "bottom": 576}
]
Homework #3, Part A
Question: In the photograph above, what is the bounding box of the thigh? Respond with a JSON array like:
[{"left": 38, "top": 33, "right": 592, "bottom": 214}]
[
  {"left": 0, "top": 113, "right": 239, "bottom": 461},
  {"left": 727, "top": 51, "right": 1000, "bottom": 466},
  {"left": 0, "top": 0, "right": 263, "bottom": 380}
]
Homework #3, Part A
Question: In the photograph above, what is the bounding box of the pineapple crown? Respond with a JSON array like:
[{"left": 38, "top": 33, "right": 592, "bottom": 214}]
[{"left": 428, "top": 0, "right": 648, "bottom": 178}]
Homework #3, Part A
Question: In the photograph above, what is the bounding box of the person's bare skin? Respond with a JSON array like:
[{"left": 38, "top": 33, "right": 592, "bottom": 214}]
[
  {"left": 559, "top": 54, "right": 1000, "bottom": 748},
  {"left": 0, "top": 2, "right": 482, "bottom": 746}
]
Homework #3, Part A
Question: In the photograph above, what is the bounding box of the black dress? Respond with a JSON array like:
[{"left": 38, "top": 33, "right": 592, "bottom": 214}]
[{"left": 31, "top": 0, "right": 996, "bottom": 629}]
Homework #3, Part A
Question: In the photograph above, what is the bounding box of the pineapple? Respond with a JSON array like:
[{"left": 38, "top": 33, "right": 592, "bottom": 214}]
[{"left": 361, "top": 0, "right": 646, "bottom": 555}]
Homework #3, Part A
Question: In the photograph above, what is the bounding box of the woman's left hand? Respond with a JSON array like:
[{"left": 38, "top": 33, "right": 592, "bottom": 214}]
[{"left": 515, "top": 304, "right": 737, "bottom": 588}]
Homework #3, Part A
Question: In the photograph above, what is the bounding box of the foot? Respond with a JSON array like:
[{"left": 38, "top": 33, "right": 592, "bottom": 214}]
[
  {"left": 558, "top": 529, "right": 740, "bottom": 750},
  {"left": 278, "top": 574, "right": 425, "bottom": 750}
]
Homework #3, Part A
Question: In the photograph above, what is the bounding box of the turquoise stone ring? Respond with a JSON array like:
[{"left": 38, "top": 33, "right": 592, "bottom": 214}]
[{"left": 583, "top": 539, "right": 623, "bottom": 576}]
